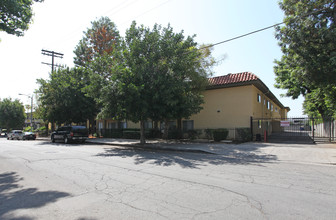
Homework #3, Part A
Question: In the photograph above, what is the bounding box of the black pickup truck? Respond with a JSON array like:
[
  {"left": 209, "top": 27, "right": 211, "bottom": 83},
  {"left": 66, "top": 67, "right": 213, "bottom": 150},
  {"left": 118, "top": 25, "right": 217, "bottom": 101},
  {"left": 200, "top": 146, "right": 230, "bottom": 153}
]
[{"left": 51, "top": 126, "right": 88, "bottom": 144}]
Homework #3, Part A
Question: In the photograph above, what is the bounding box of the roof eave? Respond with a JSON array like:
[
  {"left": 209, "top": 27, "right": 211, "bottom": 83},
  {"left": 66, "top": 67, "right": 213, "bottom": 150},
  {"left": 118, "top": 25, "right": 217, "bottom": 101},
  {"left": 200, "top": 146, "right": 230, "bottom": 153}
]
[{"left": 207, "top": 79, "right": 287, "bottom": 109}]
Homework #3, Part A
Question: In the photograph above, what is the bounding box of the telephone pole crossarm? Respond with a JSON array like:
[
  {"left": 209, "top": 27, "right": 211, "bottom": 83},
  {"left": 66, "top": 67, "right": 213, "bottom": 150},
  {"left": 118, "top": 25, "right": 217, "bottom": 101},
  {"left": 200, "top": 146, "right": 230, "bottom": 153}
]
[
  {"left": 41, "top": 49, "right": 64, "bottom": 73},
  {"left": 41, "top": 49, "right": 64, "bottom": 58}
]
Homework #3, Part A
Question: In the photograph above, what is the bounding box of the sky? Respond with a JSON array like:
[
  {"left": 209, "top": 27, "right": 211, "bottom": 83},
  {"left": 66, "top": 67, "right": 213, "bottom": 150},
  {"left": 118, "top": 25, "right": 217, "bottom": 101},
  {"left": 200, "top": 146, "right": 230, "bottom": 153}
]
[{"left": 0, "top": 0, "right": 305, "bottom": 117}]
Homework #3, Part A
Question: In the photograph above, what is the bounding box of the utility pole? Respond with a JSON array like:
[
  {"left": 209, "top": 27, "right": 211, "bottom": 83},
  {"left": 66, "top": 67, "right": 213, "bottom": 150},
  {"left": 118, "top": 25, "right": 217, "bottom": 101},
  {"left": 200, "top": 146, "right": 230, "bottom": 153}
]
[
  {"left": 41, "top": 49, "right": 64, "bottom": 73},
  {"left": 19, "top": 93, "right": 33, "bottom": 132}
]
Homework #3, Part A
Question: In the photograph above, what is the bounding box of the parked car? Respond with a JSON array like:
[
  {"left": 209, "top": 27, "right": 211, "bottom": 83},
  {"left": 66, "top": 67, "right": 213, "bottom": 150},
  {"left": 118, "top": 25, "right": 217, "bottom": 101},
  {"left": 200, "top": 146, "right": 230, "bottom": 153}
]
[
  {"left": 0, "top": 129, "right": 7, "bottom": 137},
  {"left": 7, "top": 130, "right": 24, "bottom": 140},
  {"left": 23, "top": 132, "right": 36, "bottom": 140},
  {"left": 51, "top": 126, "right": 88, "bottom": 144}
]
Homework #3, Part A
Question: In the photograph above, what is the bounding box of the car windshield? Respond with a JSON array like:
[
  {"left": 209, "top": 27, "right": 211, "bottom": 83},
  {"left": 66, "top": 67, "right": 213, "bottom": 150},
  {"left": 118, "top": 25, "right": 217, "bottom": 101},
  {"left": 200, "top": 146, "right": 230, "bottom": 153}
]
[{"left": 72, "top": 126, "right": 87, "bottom": 132}]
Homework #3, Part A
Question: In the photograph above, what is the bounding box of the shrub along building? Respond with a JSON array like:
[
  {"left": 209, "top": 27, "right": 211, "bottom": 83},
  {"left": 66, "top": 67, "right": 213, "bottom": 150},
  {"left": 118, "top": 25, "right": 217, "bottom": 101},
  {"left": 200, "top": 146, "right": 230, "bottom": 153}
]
[{"left": 95, "top": 72, "right": 290, "bottom": 140}]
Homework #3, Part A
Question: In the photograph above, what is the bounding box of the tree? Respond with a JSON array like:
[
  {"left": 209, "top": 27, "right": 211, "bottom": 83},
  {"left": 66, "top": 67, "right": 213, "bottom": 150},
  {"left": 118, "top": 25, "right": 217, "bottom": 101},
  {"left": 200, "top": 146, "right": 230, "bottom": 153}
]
[
  {"left": 0, "top": 0, "right": 43, "bottom": 36},
  {"left": 87, "top": 22, "right": 214, "bottom": 144},
  {"left": 274, "top": 0, "right": 336, "bottom": 118},
  {"left": 36, "top": 67, "right": 98, "bottom": 127},
  {"left": 0, "top": 98, "right": 25, "bottom": 130},
  {"left": 73, "top": 16, "right": 120, "bottom": 67}
]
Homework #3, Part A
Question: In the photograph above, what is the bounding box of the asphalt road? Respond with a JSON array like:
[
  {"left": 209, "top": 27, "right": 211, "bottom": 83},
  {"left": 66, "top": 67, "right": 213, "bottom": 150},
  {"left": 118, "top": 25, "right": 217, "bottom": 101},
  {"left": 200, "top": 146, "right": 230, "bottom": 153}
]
[{"left": 0, "top": 138, "right": 335, "bottom": 220}]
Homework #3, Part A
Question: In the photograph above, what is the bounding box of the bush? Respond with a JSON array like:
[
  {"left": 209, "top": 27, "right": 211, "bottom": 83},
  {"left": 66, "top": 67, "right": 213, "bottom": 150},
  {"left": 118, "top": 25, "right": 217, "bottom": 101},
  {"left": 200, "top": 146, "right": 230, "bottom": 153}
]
[
  {"left": 101, "top": 129, "right": 123, "bottom": 138},
  {"left": 204, "top": 129, "right": 214, "bottom": 140},
  {"left": 146, "top": 129, "right": 161, "bottom": 139},
  {"left": 122, "top": 129, "right": 140, "bottom": 139},
  {"left": 187, "top": 129, "right": 202, "bottom": 140},
  {"left": 37, "top": 126, "right": 46, "bottom": 132},
  {"left": 213, "top": 129, "right": 229, "bottom": 142},
  {"left": 236, "top": 128, "right": 252, "bottom": 142},
  {"left": 24, "top": 126, "right": 32, "bottom": 132},
  {"left": 168, "top": 128, "right": 182, "bottom": 139}
]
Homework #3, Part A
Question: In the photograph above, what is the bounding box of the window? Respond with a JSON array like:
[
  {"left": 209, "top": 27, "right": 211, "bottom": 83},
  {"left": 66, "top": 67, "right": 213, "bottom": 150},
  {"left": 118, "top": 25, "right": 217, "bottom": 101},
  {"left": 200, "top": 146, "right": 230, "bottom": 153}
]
[
  {"left": 160, "top": 121, "right": 176, "bottom": 130},
  {"left": 267, "top": 100, "right": 270, "bottom": 109},
  {"left": 107, "top": 122, "right": 117, "bottom": 129},
  {"left": 119, "top": 121, "right": 127, "bottom": 129},
  {"left": 275, "top": 107, "right": 278, "bottom": 112},
  {"left": 98, "top": 122, "right": 103, "bottom": 130},
  {"left": 271, "top": 104, "right": 274, "bottom": 111},
  {"left": 182, "top": 120, "right": 194, "bottom": 131},
  {"left": 257, "top": 94, "right": 261, "bottom": 103},
  {"left": 258, "top": 120, "right": 262, "bottom": 129},
  {"left": 168, "top": 121, "right": 177, "bottom": 129},
  {"left": 144, "top": 121, "right": 153, "bottom": 129}
]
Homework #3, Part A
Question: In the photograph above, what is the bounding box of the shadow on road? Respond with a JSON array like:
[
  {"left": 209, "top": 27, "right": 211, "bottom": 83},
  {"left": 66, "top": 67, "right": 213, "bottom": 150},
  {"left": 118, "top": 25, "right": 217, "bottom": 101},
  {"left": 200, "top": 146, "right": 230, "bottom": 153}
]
[
  {"left": 96, "top": 143, "right": 277, "bottom": 168},
  {"left": 0, "top": 172, "right": 70, "bottom": 220}
]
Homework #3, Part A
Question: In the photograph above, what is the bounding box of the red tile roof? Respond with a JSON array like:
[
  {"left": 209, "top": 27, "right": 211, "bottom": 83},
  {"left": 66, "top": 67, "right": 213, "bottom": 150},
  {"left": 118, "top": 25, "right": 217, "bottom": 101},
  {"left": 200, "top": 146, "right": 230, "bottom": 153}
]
[{"left": 208, "top": 72, "right": 259, "bottom": 86}]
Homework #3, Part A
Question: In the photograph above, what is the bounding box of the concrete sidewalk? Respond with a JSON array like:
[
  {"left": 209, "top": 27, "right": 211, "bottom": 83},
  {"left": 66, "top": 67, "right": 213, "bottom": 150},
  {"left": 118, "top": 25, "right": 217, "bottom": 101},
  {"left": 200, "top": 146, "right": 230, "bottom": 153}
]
[
  {"left": 86, "top": 138, "right": 336, "bottom": 165},
  {"left": 86, "top": 138, "right": 218, "bottom": 154},
  {"left": 37, "top": 137, "right": 336, "bottom": 165}
]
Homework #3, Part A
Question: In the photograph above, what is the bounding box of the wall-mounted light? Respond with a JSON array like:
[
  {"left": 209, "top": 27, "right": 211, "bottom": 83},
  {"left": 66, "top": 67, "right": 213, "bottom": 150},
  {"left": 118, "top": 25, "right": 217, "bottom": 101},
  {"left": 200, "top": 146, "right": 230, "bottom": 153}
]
[{"left": 217, "top": 110, "right": 220, "bottom": 113}]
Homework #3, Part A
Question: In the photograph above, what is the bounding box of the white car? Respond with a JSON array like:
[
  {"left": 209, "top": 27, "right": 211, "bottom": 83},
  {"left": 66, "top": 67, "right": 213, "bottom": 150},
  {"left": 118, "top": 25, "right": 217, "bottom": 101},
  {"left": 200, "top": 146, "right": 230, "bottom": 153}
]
[{"left": 7, "top": 130, "right": 24, "bottom": 140}]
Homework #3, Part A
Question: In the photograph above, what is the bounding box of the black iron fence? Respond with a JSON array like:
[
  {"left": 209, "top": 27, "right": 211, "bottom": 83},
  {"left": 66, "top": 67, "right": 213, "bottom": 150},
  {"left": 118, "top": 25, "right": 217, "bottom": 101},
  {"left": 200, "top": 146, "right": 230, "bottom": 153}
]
[{"left": 251, "top": 117, "right": 336, "bottom": 142}]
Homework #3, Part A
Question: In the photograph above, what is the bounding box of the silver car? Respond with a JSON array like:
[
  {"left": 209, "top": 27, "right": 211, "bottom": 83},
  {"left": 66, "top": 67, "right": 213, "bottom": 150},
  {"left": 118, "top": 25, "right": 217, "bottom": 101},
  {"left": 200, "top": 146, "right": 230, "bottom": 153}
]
[{"left": 7, "top": 130, "right": 24, "bottom": 140}]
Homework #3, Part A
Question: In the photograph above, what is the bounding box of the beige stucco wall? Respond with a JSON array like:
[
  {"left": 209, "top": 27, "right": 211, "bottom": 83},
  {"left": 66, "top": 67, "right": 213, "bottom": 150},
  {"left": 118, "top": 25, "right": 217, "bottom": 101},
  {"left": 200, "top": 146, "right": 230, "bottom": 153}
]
[
  {"left": 251, "top": 86, "right": 282, "bottom": 119},
  {"left": 98, "top": 84, "right": 288, "bottom": 132},
  {"left": 189, "top": 85, "right": 286, "bottom": 130},
  {"left": 189, "top": 85, "right": 254, "bottom": 129},
  {"left": 127, "top": 121, "right": 139, "bottom": 129}
]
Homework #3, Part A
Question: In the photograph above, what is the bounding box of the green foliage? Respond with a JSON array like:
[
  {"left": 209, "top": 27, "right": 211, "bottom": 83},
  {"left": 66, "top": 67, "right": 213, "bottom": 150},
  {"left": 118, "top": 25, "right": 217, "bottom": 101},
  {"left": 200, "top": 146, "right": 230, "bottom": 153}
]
[
  {"left": 123, "top": 130, "right": 141, "bottom": 139},
  {"left": 187, "top": 129, "right": 202, "bottom": 140},
  {"left": 100, "top": 129, "right": 123, "bottom": 138},
  {"left": 73, "top": 17, "right": 120, "bottom": 67},
  {"left": 121, "top": 22, "right": 212, "bottom": 143},
  {"left": 167, "top": 128, "right": 181, "bottom": 139},
  {"left": 204, "top": 129, "right": 215, "bottom": 140},
  {"left": 236, "top": 128, "right": 252, "bottom": 142},
  {"left": 0, "top": 98, "right": 25, "bottom": 130},
  {"left": 36, "top": 67, "right": 98, "bottom": 125},
  {"left": 147, "top": 129, "right": 161, "bottom": 139},
  {"left": 83, "top": 21, "right": 214, "bottom": 144},
  {"left": 36, "top": 126, "right": 46, "bottom": 132},
  {"left": 23, "top": 126, "right": 32, "bottom": 132},
  {"left": 213, "top": 129, "right": 229, "bottom": 142},
  {"left": 0, "top": 0, "right": 43, "bottom": 36},
  {"left": 274, "top": 0, "right": 336, "bottom": 118}
]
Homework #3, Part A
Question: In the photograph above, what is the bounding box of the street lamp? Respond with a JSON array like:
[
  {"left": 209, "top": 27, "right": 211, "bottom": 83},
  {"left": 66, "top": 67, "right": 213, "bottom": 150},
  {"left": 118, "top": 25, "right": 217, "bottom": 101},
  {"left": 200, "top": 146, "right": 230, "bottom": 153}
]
[{"left": 19, "top": 93, "right": 33, "bottom": 132}]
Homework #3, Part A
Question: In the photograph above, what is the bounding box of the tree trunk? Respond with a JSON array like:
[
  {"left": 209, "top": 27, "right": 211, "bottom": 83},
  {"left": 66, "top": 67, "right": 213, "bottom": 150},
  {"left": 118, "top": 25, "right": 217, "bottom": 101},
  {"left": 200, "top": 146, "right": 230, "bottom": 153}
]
[
  {"left": 177, "top": 118, "right": 182, "bottom": 139},
  {"left": 140, "top": 120, "right": 146, "bottom": 145},
  {"left": 154, "top": 121, "right": 159, "bottom": 130},
  {"left": 45, "top": 122, "right": 49, "bottom": 136},
  {"left": 153, "top": 121, "right": 160, "bottom": 138},
  {"left": 163, "top": 119, "right": 170, "bottom": 140}
]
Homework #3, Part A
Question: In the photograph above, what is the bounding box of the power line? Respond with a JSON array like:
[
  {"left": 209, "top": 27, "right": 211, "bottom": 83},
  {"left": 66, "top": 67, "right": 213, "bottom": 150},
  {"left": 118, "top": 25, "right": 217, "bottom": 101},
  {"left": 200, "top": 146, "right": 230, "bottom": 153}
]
[
  {"left": 198, "top": 22, "right": 284, "bottom": 51},
  {"left": 197, "top": 7, "right": 329, "bottom": 52},
  {"left": 120, "top": 0, "right": 172, "bottom": 25}
]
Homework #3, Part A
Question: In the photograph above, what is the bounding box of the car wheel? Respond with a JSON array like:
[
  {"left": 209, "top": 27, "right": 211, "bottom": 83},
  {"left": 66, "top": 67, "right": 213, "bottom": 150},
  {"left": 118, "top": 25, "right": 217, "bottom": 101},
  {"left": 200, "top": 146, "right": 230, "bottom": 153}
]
[
  {"left": 51, "top": 135, "right": 55, "bottom": 143},
  {"left": 64, "top": 136, "right": 69, "bottom": 144}
]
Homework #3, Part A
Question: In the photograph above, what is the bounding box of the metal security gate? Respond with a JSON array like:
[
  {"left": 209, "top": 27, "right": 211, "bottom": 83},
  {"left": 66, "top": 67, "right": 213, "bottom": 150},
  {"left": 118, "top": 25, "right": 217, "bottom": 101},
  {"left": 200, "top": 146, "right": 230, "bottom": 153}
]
[{"left": 251, "top": 117, "right": 336, "bottom": 143}]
